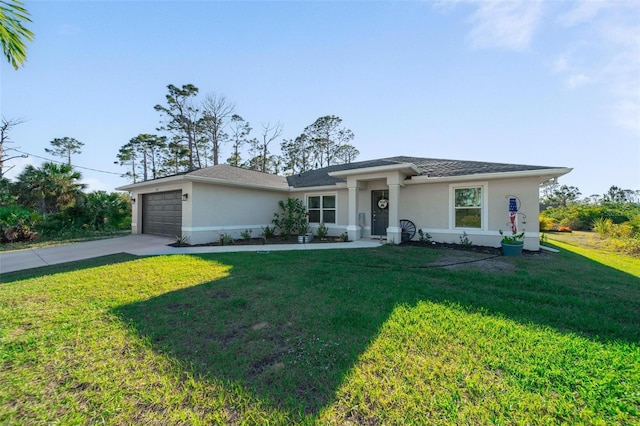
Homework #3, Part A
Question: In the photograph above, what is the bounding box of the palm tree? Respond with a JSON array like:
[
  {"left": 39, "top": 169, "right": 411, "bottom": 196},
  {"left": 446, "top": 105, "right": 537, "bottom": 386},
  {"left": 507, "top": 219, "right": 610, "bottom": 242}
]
[
  {"left": 15, "top": 162, "right": 85, "bottom": 214},
  {"left": 0, "top": 0, "right": 34, "bottom": 69},
  {"left": 81, "top": 191, "right": 130, "bottom": 230}
]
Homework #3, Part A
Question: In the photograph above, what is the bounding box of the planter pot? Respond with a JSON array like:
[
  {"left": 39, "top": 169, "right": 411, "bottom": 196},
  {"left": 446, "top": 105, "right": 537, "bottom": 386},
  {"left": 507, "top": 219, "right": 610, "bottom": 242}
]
[
  {"left": 298, "top": 234, "right": 314, "bottom": 244},
  {"left": 501, "top": 242, "right": 523, "bottom": 256}
]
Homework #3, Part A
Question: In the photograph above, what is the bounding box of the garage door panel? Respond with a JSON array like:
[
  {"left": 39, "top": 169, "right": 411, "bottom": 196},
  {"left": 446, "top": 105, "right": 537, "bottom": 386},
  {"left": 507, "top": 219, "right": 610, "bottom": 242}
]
[{"left": 142, "top": 190, "right": 182, "bottom": 237}]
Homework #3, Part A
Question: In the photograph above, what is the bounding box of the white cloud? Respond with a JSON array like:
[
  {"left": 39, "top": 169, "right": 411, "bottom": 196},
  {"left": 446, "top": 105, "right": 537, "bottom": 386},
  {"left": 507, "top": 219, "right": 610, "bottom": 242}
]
[
  {"left": 467, "top": 1, "right": 544, "bottom": 51},
  {"left": 2, "top": 155, "right": 34, "bottom": 181},
  {"left": 553, "top": 1, "right": 640, "bottom": 132},
  {"left": 611, "top": 99, "right": 640, "bottom": 134},
  {"left": 552, "top": 53, "right": 595, "bottom": 89},
  {"left": 440, "top": 0, "right": 637, "bottom": 132},
  {"left": 552, "top": 55, "right": 570, "bottom": 73},
  {"left": 558, "top": 0, "right": 611, "bottom": 27},
  {"left": 566, "top": 73, "right": 592, "bottom": 90}
]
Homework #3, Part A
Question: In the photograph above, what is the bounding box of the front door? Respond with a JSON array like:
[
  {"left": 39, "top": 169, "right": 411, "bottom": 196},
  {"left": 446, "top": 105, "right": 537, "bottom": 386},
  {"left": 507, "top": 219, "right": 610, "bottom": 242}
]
[{"left": 371, "top": 190, "right": 389, "bottom": 236}]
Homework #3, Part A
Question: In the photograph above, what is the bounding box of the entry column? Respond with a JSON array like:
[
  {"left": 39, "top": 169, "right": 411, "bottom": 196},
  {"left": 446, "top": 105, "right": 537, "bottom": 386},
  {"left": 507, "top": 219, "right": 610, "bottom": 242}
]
[
  {"left": 346, "top": 184, "right": 359, "bottom": 241},
  {"left": 387, "top": 183, "right": 401, "bottom": 243}
]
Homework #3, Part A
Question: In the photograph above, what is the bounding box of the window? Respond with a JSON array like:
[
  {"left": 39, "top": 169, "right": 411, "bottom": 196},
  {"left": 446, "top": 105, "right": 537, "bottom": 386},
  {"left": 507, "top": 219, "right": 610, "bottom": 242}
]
[
  {"left": 308, "top": 195, "right": 336, "bottom": 224},
  {"left": 454, "top": 187, "right": 482, "bottom": 228}
]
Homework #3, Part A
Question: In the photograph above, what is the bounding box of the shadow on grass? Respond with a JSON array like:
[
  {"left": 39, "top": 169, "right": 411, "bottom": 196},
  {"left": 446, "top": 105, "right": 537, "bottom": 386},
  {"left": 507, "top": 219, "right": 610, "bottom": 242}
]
[
  {"left": 0, "top": 253, "right": 139, "bottom": 284},
  {"left": 111, "top": 245, "right": 640, "bottom": 417}
]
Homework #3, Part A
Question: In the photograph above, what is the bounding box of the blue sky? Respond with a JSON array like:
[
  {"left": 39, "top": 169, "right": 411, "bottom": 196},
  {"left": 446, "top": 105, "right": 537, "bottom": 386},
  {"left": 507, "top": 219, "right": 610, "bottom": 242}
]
[{"left": 1, "top": 0, "right": 639, "bottom": 198}]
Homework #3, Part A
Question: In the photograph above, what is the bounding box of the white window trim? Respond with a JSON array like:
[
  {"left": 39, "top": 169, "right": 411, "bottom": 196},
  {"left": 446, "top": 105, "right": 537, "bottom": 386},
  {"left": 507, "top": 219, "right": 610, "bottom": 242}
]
[
  {"left": 306, "top": 193, "right": 338, "bottom": 224},
  {"left": 449, "top": 182, "right": 488, "bottom": 231}
]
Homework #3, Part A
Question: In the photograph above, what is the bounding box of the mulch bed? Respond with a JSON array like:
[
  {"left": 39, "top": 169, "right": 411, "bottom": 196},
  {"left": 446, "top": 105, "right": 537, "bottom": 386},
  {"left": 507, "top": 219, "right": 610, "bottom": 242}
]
[
  {"left": 170, "top": 236, "right": 542, "bottom": 257},
  {"left": 169, "top": 236, "right": 346, "bottom": 248}
]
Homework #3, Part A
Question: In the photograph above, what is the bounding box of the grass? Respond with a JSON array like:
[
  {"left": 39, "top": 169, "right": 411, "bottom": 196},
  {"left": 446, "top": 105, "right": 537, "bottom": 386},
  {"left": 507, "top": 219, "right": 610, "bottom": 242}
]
[
  {"left": 543, "top": 231, "right": 640, "bottom": 276},
  {"left": 1, "top": 239, "right": 639, "bottom": 424}
]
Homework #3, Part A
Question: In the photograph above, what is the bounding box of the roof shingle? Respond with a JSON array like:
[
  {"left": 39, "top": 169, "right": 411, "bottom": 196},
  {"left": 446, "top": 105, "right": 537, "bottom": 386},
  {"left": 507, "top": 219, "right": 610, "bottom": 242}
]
[
  {"left": 189, "top": 164, "right": 289, "bottom": 188},
  {"left": 286, "top": 156, "right": 565, "bottom": 188}
]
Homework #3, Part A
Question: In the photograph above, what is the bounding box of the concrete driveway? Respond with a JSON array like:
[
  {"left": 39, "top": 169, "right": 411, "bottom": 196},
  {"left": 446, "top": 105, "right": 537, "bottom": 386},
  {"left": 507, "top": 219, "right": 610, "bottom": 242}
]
[
  {"left": 0, "top": 235, "right": 174, "bottom": 274},
  {"left": 0, "top": 234, "right": 380, "bottom": 274}
]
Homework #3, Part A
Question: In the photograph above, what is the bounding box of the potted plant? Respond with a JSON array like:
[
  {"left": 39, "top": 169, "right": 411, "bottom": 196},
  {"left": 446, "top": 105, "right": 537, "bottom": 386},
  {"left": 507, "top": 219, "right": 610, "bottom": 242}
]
[
  {"left": 499, "top": 229, "right": 525, "bottom": 256},
  {"left": 298, "top": 222, "right": 313, "bottom": 243}
]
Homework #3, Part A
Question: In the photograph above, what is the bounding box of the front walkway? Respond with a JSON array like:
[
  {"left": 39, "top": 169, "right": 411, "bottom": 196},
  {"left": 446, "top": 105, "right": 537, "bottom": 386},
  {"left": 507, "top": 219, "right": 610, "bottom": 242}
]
[{"left": 0, "top": 235, "right": 381, "bottom": 274}]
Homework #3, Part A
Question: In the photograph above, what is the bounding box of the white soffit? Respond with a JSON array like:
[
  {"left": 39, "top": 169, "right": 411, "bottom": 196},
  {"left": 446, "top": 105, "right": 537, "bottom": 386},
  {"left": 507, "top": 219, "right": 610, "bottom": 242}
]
[
  {"left": 328, "top": 163, "right": 420, "bottom": 178},
  {"left": 405, "top": 167, "right": 573, "bottom": 184}
]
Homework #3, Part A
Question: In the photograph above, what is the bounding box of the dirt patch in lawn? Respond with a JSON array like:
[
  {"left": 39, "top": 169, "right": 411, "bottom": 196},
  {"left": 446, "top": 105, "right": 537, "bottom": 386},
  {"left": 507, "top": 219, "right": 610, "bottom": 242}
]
[
  {"left": 400, "top": 241, "right": 550, "bottom": 272},
  {"left": 428, "top": 249, "right": 516, "bottom": 272}
]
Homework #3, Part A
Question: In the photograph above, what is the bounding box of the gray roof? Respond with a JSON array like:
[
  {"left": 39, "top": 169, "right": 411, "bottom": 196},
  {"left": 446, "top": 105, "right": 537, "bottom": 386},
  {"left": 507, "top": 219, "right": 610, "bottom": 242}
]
[
  {"left": 118, "top": 157, "right": 567, "bottom": 192},
  {"left": 286, "top": 156, "right": 565, "bottom": 188},
  {"left": 188, "top": 164, "right": 289, "bottom": 189}
]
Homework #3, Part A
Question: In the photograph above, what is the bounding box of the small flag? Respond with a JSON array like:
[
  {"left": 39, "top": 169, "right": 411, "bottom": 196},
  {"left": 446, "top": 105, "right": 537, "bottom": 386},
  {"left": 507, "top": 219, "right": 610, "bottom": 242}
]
[{"left": 509, "top": 197, "right": 518, "bottom": 233}]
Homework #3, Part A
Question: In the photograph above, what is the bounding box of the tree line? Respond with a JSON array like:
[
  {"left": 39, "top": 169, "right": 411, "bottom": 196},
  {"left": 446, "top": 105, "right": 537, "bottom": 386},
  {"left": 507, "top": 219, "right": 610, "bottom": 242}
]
[
  {"left": 539, "top": 182, "right": 640, "bottom": 256},
  {"left": 116, "top": 83, "right": 360, "bottom": 183},
  {"left": 0, "top": 161, "right": 130, "bottom": 243},
  {"left": 0, "top": 122, "right": 128, "bottom": 243},
  {"left": 540, "top": 183, "right": 640, "bottom": 207}
]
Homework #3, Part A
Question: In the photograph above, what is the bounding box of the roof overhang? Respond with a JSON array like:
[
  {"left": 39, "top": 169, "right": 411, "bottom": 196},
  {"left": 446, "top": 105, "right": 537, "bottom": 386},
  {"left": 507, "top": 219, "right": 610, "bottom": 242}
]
[
  {"left": 328, "top": 162, "right": 420, "bottom": 178},
  {"left": 116, "top": 174, "right": 187, "bottom": 191},
  {"left": 405, "top": 167, "right": 573, "bottom": 185},
  {"left": 116, "top": 174, "right": 290, "bottom": 193},
  {"left": 187, "top": 175, "right": 290, "bottom": 192},
  {"left": 289, "top": 183, "right": 348, "bottom": 193}
]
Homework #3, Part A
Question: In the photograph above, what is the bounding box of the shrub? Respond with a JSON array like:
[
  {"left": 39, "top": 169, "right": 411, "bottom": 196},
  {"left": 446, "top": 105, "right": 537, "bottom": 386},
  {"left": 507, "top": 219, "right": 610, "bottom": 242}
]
[
  {"left": 539, "top": 216, "right": 558, "bottom": 231},
  {"left": 629, "top": 214, "right": 640, "bottom": 236},
  {"left": 612, "top": 222, "right": 634, "bottom": 239},
  {"left": 80, "top": 191, "right": 131, "bottom": 231},
  {"left": 272, "top": 198, "right": 308, "bottom": 238},
  {"left": 558, "top": 217, "right": 578, "bottom": 231},
  {"left": 604, "top": 237, "right": 640, "bottom": 257},
  {"left": 459, "top": 231, "right": 472, "bottom": 247},
  {"left": 219, "top": 233, "right": 233, "bottom": 246},
  {"left": 261, "top": 225, "right": 277, "bottom": 240},
  {"left": 0, "top": 206, "right": 41, "bottom": 243},
  {"left": 174, "top": 235, "right": 189, "bottom": 247},
  {"left": 592, "top": 217, "right": 612, "bottom": 237},
  {"left": 316, "top": 222, "right": 329, "bottom": 239},
  {"left": 0, "top": 205, "right": 40, "bottom": 227}
]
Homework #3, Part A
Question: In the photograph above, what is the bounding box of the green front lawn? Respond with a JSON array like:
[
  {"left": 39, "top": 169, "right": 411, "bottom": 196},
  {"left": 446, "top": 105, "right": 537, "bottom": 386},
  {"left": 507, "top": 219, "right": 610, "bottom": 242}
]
[{"left": 1, "top": 243, "right": 638, "bottom": 424}]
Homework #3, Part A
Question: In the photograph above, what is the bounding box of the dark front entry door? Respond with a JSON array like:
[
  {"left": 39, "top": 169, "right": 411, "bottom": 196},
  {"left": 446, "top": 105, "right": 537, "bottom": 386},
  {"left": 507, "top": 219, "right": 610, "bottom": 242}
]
[{"left": 371, "top": 190, "right": 389, "bottom": 236}]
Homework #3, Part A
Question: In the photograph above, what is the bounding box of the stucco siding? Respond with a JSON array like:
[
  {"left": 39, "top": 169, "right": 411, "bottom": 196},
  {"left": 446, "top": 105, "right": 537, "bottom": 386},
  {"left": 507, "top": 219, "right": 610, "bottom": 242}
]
[
  {"left": 355, "top": 177, "right": 540, "bottom": 250},
  {"left": 398, "top": 182, "right": 450, "bottom": 230},
  {"left": 186, "top": 182, "right": 287, "bottom": 244},
  {"left": 394, "top": 177, "right": 540, "bottom": 250}
]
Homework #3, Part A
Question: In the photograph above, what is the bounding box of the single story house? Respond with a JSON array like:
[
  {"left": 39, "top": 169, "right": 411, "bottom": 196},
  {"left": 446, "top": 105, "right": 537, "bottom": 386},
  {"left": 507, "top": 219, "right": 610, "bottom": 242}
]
[{"left": 116, "top": 156, "right": 572, "bottom": 251}]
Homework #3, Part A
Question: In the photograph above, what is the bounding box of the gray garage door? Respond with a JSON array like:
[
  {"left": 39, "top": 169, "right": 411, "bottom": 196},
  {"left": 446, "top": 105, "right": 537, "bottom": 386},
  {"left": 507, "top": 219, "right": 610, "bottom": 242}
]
[{"left": 142, "top": 191, "right": 182, "bottom": 237}]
